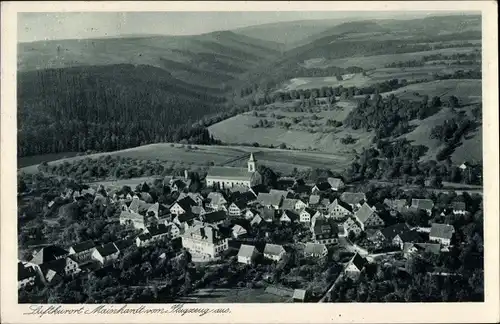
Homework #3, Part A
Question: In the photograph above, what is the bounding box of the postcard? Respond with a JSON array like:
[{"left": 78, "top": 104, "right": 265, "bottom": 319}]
[{"left": 1, "top": 1, "right": 499, "bottom": 323}]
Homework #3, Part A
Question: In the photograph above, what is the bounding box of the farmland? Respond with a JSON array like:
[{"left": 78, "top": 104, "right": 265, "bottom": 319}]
[
  {"left": 19, "top": 143, "right": 354, "bottom": 176},
  {"left": 382, "top": 79, "right": 482, "bottom": 105},
  {"left": 297, "top": 46, "right": 479, "bottom": 70},
  {"left": 209, "top": 100, "right": 374, "bottom": 154}
]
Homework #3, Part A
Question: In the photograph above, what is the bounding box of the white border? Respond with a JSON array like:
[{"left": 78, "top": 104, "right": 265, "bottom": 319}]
[{"left": 1, "top": 1, "right": 499, "bottom": 323}]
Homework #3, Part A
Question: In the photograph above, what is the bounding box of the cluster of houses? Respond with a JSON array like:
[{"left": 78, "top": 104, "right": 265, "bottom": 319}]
[
  {"left": 18, "top": 236, "right": 135, "bottom": 289},
  {"left": 20, "top": 154, "right": 464, "bottom": 292}
]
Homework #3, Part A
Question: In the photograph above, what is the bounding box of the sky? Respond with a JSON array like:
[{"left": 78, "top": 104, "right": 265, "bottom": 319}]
[{"left": 18, "top": 11, "right": 468, "bottom": 43}]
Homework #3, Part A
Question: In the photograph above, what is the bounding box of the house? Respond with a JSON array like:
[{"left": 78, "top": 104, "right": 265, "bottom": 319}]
[
  {"left": 318, "top": 198, "right": 331, "bottom": 212},
  {"left": 260, "top": 207, "right": 276, "bottom": 222},
  {"left": 451, "top": 201, "right": 467, "bottom": 215},
  {"left": 304, "top": 243, "right": 328, "bottom": 258},
  {"left": 429, "top": 223, "right": 455, "bottom": 246},
  {"left": 343, "top": 217, "right": 363, "bottom": 237},
  {"left": 231, "top": 224, "right": 248, "bottom": 239},
  {"left": 30, "top": 245, "right": 68, "bottom": 265},
  {"left": 327, "top": 199, "right": 353, "bottom": 219},
  {"left": 244, "top": 208, "right": 260, "bottom": 220},
  {"left": 231, "top": 191, "right": 257, "bottom": 205},
  {"left": 205, "top": 154, "right": 262, "bottom": 188},
  {"left": 177, "top": 192, "right": 204, "bottom": 206},
  {"left": 136, "top": 233, "right": 154, "bottom": 247},
  {"left": 173, "top": 211, "right": 197, "bottom": 227},
  {"left": 120, "top": 211, "right": 146, "bottom": 230},
  {"left": 263, "top": 243, "right": 286, "bottom": 262},
  {"left": 207, "top": 192, "right": 228, "bottom": 211},
  {"left": 308, "top": 194, "right": 321, "bottom": 207},
  {"left": 276, "top": 177, "right": 296, "bottom": 190},
  {"left": 410, "top": 199, "right": 434, "bottom": 215},
  {"left": 311, "top": 182, "right": 331, "bottom": 194},
  {"left": 237, "top": 244, "right": 259, "bottom": 264},
  {"left": 146, "top": 202, "right": 170, "bottom": 219},
  {"left": 68, "top": 240, "right": 96, "bottom": 261},
  {"left": 292, "top": 184, "right": 312, "bottom": 197},
  {"left": 171, "top": 179, "right": 188, "bottom": 192},
  {"left": 337, "top": 224, "right": 347, "bottom": 237},
  {"left": 354, "top": 203, "right": 385, "bottom": 230},
  {"left": 228, "top": 201, "right": 247, "bottom": 217},
  {"left": 375, "top": 223, "right": 421, "bottom": 249},
  {"left": 459, "top": 162, "right": 470, "bottom": 170},
  {"left": 250, "top": 214, "right": 263, "bottom": 226},
  {"left": 281, "top": 198, "right": 298, "bottom": 211},
  {"left": 229, "top": 184, "right": 251, "bottom": 194},
  {"left": 403, "top": 242, "right": 441, "bottom": 258},
  {"left": 340, "top": 192, "right": 366, "bottom": 209},
  {"left": 190, "top": 205, "right": 206, "bottom": 217},
  {"left": 249, "top": 184, "right": 270, "bottom": 197},
  {"left": 18, "top": 262, "right": 37, "bottom": 290},
  {"left": 293, "top": 289, "right": 308, "bottom": 302},
  {"left": 170, "top": 196, "right": 197, "bottom": 215},
  {"left": 299, "top": 207, "right": 316, "bottom": 223},
  {"left": 127, "top": 196, "right": 151, "bottom": 214},
  {"left": 312, "top": 217, "right": 339, "bottom": 245},
  {"left": 37, "top": 257, "right": 81, "bottom": 286},
  {"left": 140, "top": 192, "right": 153, "bottom": 203},
  {"left": 145, "top": 224, "right": 171, "bottom": 241},
  {"left": 92, "top": 243, "right": 120, "bottom": 265},
  {"left": 383, "top": 198, "right": 408, "bottom": 213},
  {"left": 269, "top": 189, "right": 290, "bottom": 198},
  {"left": 201, "top": 210, "right": 228, "bottom": 225},
  {"left": 181, "top": 224, "right": 229, "bottom": 259},
  {"left": 294, "top": 199, "right": 308, "bottom": 210},
  {"left": 327, "top": 177, "right": 345, "bottom": 191},
  {"left": 344, "top": 253, "right": 367, "bottom": 279},
  {"left": 113, "top": 238, "right": 135, "bottom": 253},
  {"left": 256, "top": 192, "right": 283, "bottom": 210},
  {"left": 280, "top": 209, "right": 300, "bottom": 223}
]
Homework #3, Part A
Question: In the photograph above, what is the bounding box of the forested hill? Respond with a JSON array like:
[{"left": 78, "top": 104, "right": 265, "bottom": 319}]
[
  {"left": 17, "top": 64, "right": 225, "bottom": 157},
  {"left": 18, "top": 31, "right": 282, "bottom": 91},
  {"left": 17, "top": 32, "right": 283, "bottom": 158}
]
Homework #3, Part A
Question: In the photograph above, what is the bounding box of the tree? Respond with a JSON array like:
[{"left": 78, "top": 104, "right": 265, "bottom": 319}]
[{"left": 447, "top": 96, "right": 459, "bottom": 108}]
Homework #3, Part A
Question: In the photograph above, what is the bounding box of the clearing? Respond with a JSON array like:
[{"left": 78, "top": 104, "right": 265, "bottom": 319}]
[
  {"left": 382, "top": 79, "right": 482, "bottom": 105},
  {"left": 208, "top": 100, "right": 374, "bottom": 155}
]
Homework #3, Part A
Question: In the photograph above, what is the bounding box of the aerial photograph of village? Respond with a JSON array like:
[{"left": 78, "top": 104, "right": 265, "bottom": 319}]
[{"left": 17, "top": 11, "right": 484, "bottom": 303}]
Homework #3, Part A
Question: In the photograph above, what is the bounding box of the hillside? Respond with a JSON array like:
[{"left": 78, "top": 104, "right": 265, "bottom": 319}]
[
  {"left": 18, "top": 31, "right": 282, "bottom": 90},
  {"left": 235, "top": 14, "right": 481, "bottom": 93},
  {"left": 17, "top": 64, "right": 224, "bottom": 157},
  {"left": 233, "top": 19, "right": 347, "bottom": 48}
]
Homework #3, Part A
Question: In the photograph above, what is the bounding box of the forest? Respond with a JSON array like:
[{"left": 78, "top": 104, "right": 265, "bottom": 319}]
[{"left": 17, "top": 64, "right": 226, "bottom": 157}]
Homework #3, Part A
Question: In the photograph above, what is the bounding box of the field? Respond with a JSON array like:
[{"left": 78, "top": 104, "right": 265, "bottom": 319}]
[
  {"left": 307, "top": 47, "right": 480, "bottom": 70},
  {"left": 382, "top": 79, "right": 482, "bottom": 105},
  {"left": 176, "top": 288, "right": 289, "bottom": 303},
  {"left": 208, "top": 100, "right": 374, "bottom": 155},
  {"left": 397, "top": 104, "right": 482, "bottom": 163},
  {"left": 19, "top": 143, "right": 354, "bottom": 176}
]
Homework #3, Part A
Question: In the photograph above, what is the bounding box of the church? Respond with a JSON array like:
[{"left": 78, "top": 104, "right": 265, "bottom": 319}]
[{"left": 205, "top": 153, "right": 262, "bottom": 189}]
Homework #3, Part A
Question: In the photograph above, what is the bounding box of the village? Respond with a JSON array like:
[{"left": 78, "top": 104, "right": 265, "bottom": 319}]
[{"left": 17, "top": 153, "right": 479, "bottom": 303}]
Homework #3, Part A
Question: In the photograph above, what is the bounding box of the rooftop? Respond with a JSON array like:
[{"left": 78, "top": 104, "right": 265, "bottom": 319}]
[{"left": 206, "top": 166, "right": 254, "bottom": 181}]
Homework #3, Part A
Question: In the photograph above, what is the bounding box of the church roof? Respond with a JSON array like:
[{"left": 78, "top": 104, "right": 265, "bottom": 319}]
[
  {"left": 249, "top": 152, "right": 256, "bottom": 162},
  {"left": 206, "top": 166, "right": 254, "bottom": 181}
]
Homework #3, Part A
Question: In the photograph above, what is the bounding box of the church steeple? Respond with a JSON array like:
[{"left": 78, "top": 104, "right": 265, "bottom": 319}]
[{"left": 248, "top": 153, "right": 256, "bottom": 173}]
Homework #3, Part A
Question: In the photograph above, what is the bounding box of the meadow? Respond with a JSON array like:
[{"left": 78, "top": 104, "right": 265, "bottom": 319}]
[{"left": 19, "top": 143, "right": 354, "bottom": 176}]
